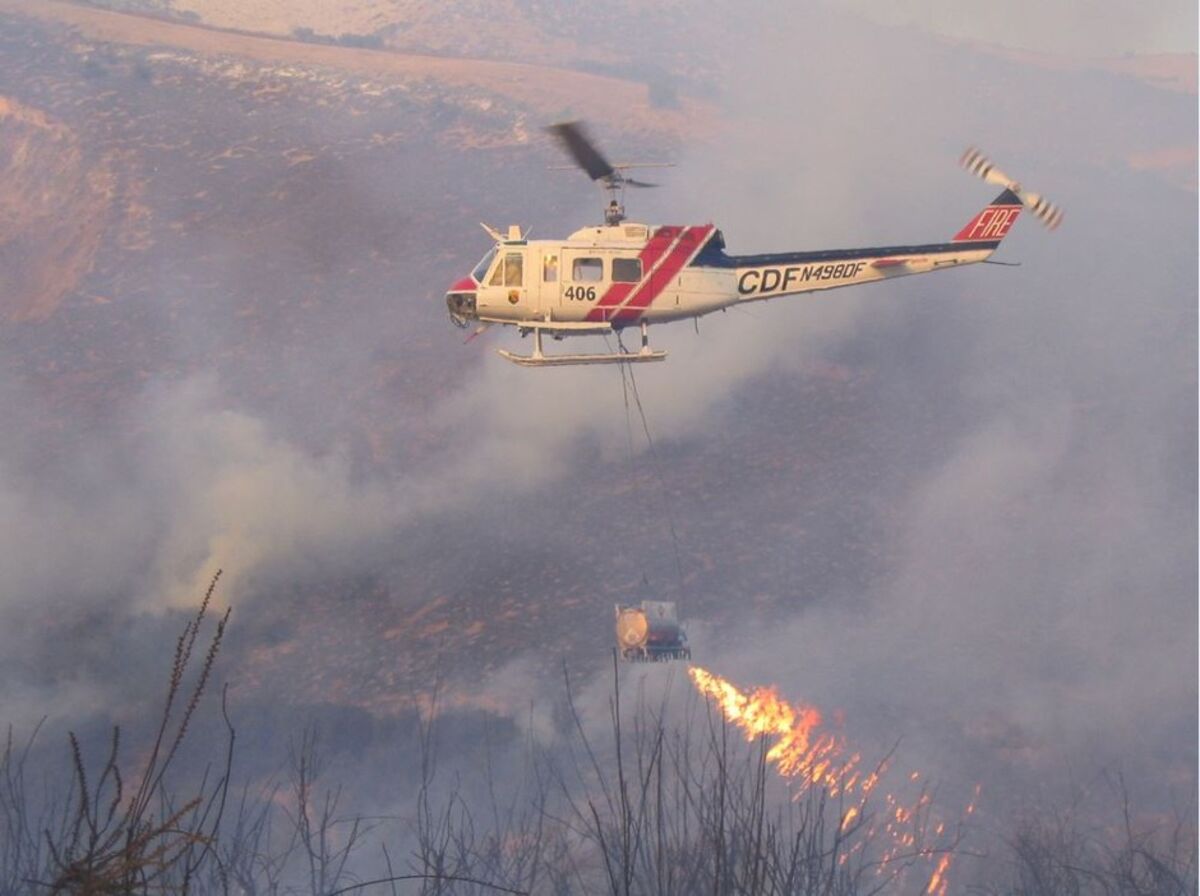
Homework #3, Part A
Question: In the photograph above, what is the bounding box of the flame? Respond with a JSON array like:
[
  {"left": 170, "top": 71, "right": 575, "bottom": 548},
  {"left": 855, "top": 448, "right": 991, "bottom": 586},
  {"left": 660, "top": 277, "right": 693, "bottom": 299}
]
[
  {"left": 840, "top": 805, "right": 860, "bottom": 832},
  {"left": 688, "top": 666, "right": 865, "bottom": 795},
  {"left": 688, "top": 665, "right": 974, "bottom": 893},
  {"left": 926, "top": 854, "right": 953, "bottom": 895}
]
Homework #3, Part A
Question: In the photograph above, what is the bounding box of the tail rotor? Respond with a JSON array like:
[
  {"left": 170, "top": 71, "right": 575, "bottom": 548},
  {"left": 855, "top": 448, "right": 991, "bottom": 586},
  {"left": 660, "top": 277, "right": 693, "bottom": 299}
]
[{"left": 961, "top": 147, "right": 1063, "bottom": 230}]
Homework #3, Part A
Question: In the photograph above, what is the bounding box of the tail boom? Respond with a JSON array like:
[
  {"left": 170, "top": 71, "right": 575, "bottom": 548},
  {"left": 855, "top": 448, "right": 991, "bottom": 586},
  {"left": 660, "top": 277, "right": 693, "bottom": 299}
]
[
  {"left": 694, "top": 232, "right": 999, "bottom": 303},
  {"left": 714, "top": 188, "right": 1023, "bottom": 303}
]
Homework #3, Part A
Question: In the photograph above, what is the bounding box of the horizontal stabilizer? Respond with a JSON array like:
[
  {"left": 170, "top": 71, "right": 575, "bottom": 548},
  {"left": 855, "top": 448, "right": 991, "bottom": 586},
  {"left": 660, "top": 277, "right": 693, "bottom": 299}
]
[{"left": 872, "top": 256, "right": 927, "bottom": 269}]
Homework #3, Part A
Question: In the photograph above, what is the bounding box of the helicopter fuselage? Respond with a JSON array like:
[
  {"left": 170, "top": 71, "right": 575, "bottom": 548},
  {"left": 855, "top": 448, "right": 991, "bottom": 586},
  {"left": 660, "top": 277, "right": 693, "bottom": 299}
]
[
  {"left": 447, "top": 210, "right": 1008, "bottom": 344},
  {"left": 448, "top": 127, "right": 1058, "bottom": 365}
]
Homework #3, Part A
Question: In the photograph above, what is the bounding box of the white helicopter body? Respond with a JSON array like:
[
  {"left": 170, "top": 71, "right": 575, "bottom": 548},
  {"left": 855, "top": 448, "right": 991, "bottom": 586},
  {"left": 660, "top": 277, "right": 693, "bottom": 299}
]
[{"left": 444, "top": 131, "right": 1059, "bottom": 367}]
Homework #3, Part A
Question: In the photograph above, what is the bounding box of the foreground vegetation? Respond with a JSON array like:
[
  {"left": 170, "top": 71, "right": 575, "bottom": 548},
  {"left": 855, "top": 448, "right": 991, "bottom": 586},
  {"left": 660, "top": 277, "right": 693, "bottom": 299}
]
[{"left": 1, "top": 587, "right": 1194, "bottom": 895}]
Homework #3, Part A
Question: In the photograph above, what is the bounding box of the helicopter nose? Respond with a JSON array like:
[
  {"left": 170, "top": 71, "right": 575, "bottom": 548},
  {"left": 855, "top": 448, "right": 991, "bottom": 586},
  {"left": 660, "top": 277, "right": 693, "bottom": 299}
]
[{"left": 445, "top": 276, "right": 477, "bottom": 328}]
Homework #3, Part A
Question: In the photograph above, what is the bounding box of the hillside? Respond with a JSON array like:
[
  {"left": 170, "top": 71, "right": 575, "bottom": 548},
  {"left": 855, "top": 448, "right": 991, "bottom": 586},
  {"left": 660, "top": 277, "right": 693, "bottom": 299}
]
[
  {"left": 0, "top": 0, "right": 1194, "bottom": 830},
  {"left": 0, "top": 3, "right": 740, "bottom": 697}
]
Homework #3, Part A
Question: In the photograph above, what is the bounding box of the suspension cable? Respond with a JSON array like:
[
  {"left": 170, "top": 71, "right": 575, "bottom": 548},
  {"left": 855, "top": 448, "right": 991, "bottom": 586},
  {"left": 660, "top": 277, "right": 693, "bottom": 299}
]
[{"left": 614, "top": 332, "right": 688, "bottom": 600}]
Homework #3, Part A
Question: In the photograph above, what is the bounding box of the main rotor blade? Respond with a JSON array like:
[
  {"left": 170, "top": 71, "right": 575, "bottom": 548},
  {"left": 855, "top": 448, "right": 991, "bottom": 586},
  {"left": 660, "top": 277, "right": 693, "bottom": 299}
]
[
  {"left": 546, "top": 120, "right": 615, "bottom": 182},
  {"left": 622, "top": 178, "right": 659, "bottom": 188}
]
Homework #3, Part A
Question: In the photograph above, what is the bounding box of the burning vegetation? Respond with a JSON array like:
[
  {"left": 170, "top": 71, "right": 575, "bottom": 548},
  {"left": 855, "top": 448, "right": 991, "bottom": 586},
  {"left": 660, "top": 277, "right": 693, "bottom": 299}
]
[
  {"left": 689, "top": 665, "right": 975, "bottom": 895},
  {"left": 1, "top": 599, "right": 1195, "bottom": 895}
]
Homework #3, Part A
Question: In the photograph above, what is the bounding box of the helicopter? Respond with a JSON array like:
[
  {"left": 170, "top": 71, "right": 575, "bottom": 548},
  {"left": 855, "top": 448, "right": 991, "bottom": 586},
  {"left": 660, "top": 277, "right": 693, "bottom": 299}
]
[{"left": 445, "top": 123, "right": 1061, "bottom": 367}]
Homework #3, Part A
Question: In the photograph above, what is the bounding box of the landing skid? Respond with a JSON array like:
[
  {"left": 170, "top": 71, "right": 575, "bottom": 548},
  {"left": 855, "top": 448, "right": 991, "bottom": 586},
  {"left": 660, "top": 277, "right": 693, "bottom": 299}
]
[
  {"left": 498, "top": 321, "right": 667, "bottom": 367},
  {"left": 498, "top": 349, "right": 666, "bottom": 367}
]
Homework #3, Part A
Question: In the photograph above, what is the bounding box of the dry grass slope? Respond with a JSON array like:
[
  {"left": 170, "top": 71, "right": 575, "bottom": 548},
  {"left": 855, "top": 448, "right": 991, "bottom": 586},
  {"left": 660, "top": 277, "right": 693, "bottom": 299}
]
[
  {"left": 0, "top": 97, "right": 112, "bottom": 322},
  {"left": 0, "top": 0, "right": 715, "bottom": 138}
]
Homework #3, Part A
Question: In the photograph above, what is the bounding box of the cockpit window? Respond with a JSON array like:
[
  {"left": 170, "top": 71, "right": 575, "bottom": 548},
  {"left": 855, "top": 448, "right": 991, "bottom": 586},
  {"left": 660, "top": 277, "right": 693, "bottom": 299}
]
[
  {"left": 504, "top": 253, "right": 523, "bottom": 286},
  {"left": 471, "top": 247, "right": 498, "bottom": 283},
  {"left": 490, "top": 252, "right": 523, "bottom": 287}
]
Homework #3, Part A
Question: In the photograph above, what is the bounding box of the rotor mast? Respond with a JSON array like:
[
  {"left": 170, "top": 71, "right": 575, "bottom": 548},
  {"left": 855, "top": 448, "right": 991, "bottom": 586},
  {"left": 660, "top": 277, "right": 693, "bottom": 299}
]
[{"left": 546, "top": 121, "right": 672, "bottom": 226}]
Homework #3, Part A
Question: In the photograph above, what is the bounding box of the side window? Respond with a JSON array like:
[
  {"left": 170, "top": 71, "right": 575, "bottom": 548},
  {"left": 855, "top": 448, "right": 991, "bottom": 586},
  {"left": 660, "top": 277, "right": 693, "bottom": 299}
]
[
  {"left": 612, "top": 258, "right": 641, "bottom": 283},
  {"left": 572, "top": 257, "right": 603, "bottom": 282},
  {"left": 543, "top": 254, "right": 558, "bottom": 282},
  {"left": 491, "top": 252, "right": 523, "bottom": 287}
]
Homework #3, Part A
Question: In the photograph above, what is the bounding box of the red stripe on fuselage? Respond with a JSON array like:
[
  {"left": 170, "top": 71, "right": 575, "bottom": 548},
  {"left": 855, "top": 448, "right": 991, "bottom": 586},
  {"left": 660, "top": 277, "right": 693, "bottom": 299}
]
[
  {"left": 585, "top": 282, "right": 635, "bottom": 321},
  {"left": 585, "top": 226, "right": 682, "bottom": 323},
  {"left": 612, "top": 224, "right": 714, "bottom": 324}
]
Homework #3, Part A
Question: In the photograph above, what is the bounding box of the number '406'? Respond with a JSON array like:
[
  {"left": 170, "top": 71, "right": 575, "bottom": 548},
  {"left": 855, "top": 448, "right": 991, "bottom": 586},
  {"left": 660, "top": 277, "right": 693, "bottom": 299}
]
[{"left": 564, "top": 285, "right": 597, "bottom": 301}]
